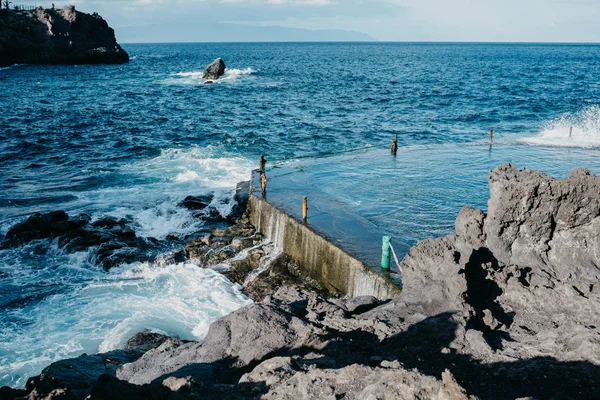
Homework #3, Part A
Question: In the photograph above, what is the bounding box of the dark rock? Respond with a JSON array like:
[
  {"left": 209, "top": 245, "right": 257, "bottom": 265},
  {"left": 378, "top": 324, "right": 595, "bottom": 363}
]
[
  {"left": 0, "top": 6, "right": 129, "bottom": 67},
  {"left": 0, "top": 386, "right": 26, "bottom": 400},
  {"left": 154, "top": 249, "right": 188, "bottom": 266},
  {"left": 125, "top": 332, "right": 184, "bottom": 352},
  {"left": 24, "top": 350, "right": 144, "bottom": 399},
  {"left": 181, "top": 195, "right": 212, "bottom": 211},
  {"left": 91, "top": 217, "right": 127, "bottom": 229},
  {"left": 88, "top": 374, "right": 153, "bottom": 400},
  {"left": 202, "top": 58, "right": 226, "bottom": 80},
  {"left": 228, "top": 180, "right": 250, "bottom": 222},
  {"left": 58, "top": 229, "right": 112, "bottom": 252},
  {"left": 3, "top": 210, "right": 68, "bottom": 247}
]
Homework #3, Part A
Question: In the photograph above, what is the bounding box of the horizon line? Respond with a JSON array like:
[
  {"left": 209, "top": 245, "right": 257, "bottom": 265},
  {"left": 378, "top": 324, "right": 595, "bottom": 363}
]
[{"left": 120, "top": 40, "right": 600, "bottom": 45}]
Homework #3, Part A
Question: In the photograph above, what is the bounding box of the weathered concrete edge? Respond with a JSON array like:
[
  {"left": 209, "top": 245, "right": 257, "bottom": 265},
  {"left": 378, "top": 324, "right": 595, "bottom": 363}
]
[{"left": 248, "top": 194, "right": 401, "bottom": 299}]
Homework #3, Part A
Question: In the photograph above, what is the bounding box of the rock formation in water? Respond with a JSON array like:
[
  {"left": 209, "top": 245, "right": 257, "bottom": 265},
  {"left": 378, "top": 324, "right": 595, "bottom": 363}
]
[
  {"left": 3, "top": 163, "right": 600, "bottom": 399},
  {"left": 202, "top": 58, "right": 226, "bottom": 81},
  {"left": 0, "top": 6, "right": 128, "bottom": 67}
]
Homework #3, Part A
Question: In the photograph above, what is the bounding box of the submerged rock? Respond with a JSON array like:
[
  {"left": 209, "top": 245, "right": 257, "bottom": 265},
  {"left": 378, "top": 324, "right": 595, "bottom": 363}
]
[
  {"left": 0, "top": 6, "right": 129, "bottom": 67},
  {"left": 202, "top": 58, "right": 226, "bottom": 80}
]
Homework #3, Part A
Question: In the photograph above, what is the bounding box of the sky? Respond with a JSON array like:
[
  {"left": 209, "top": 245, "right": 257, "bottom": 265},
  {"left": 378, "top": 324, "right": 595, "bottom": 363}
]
[{"left": 58, "top": 0, "right": 600, "bottom": 42}]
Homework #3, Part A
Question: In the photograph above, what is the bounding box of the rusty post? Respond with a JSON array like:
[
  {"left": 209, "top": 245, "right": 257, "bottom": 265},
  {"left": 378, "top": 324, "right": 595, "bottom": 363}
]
[
  {"left": 391, "top": 135, "right": 398, "bottom": 156},
  {"left": 489, "top": 129, "right": 494, "bottom": 144},
  {"left": 259, "top": 155, "right": 266, "bottom": 174},
  {"left": 302, "top": 196, "right": 308, "bottom": 222},
  {"left": 260, "top": 173, "right": 267, "bottom": 196}
]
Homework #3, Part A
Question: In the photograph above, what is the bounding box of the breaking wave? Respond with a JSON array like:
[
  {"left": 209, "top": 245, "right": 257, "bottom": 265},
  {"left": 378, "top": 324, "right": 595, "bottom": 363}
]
[
  {"left": 519, "top": 105, "right": 600, "bottom": 148},
  {"left": 163, "top": 67, "right": 257, "bottom": 85},
  {"left": 0, "top": 259, "right": 251, "bottom": 388}
]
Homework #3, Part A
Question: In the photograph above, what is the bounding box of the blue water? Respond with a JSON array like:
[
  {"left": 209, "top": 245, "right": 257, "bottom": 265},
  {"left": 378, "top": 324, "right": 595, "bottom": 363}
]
[{"left": 1, "top": 42, "right": 600, "bottom": 387}]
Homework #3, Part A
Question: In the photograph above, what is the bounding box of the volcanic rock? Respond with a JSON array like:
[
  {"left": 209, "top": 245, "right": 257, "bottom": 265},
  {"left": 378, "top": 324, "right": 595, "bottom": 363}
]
[
  {"left": 181, "top": 195, "right": 212, "bottom": 211},
  {"left": 202, "top": 58, "right": 226, "bottom": 80},
  {"left": 2, "top": 211, "right": 89, "bottom": 248},
  {"left": 11, "top": 164, "right": 600, "bottom": 399},
  {"left": 0, "top": 6, "right": 129, "bottom": 67}
]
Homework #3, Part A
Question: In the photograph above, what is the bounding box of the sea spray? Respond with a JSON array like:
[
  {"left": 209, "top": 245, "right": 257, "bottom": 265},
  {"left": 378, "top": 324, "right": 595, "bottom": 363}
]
[
  {"left": 520, "top": 105, "right": 600, "bottom": 148},
  {"left": 163, "top": 67, "right": 257, "bottom": 85}
]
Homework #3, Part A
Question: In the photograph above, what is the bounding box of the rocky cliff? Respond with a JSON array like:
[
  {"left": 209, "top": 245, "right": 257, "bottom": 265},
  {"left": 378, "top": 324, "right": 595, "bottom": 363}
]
[
  {"left": 2, "top": 163, "right": 600, "bottom": 399},
  {"left": 0, "top": 6, "right": 128, "bottom": 67}
]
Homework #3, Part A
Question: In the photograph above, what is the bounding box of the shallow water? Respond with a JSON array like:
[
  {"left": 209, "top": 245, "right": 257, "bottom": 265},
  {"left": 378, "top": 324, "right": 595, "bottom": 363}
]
[{"left": 1, "top": 42, "right": 600, "bottom": 387}]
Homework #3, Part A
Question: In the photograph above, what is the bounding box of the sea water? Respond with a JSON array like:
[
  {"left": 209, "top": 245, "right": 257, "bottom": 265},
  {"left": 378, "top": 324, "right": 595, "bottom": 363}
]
[{"left": 1, "top": 42, "right": 600, "bottom": 387}]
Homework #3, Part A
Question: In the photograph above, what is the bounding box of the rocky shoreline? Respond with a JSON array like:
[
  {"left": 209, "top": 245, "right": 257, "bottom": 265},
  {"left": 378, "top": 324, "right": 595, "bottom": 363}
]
[
  {"left": 2, "top": 163, "right": 600, "bottom": 399},
  {"left": 0, "top": 6, "right": 128, "bottom": 67}
]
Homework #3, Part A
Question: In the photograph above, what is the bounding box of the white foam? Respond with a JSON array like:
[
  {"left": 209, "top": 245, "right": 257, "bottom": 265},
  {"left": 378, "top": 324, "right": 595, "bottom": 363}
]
[
  {"left": 74, "top": 145, "right": 253, "bottom": 239},
  {"left": 163, "top": 67, "right": 257, "bottom": 85},
  {"left": 0, "top": 261, "right": 251, "bottom": 388},
  {"left": 519, "top": 105, "right": 600, "bottom": 148},
  {"left": 0, "top": 64, "right": 19, "bottom": 71}
]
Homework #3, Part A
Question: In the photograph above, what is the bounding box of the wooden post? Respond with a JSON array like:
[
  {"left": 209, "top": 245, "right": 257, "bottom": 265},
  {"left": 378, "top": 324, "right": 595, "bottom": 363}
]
[
  {"left": 259, "top": 155, "right": 266, "bottom": 174},
  {"left": 391, "top": 135, "right": 398, "bottom": 156},
  {"left": 302, "top": 196, "right": 308, "bottom": 222},
  {"left": 489, "top": 129, "right": 494, "bottom": 144},
  {"left": 260, "top": 173, "right": 267, "bottom": 196},
  {"left": 569, "top": 126, "right": 573, "bottom": 138}
]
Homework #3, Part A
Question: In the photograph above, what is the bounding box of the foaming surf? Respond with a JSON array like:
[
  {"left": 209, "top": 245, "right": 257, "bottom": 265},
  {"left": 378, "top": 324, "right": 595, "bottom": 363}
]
[
  {"left": 0, "top": 259, "right": 251, "bottom": 388},
  {"left": 519, "top": 105, "right": 600, "bottom": 148},
  {"left": 73, "top": 145, "right": 253, "bottom": 240},
  {"left": 0, "top": 144, "right": 255, "bottom": 388},
  {"left": 162, "top": 67, "right": 257, "bottom": 85}
]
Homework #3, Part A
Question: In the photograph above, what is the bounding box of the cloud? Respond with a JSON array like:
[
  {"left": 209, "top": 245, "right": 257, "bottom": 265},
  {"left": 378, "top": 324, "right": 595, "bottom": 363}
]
[{"left": 63, "top": 0, "right": 600, "bottom": 42}]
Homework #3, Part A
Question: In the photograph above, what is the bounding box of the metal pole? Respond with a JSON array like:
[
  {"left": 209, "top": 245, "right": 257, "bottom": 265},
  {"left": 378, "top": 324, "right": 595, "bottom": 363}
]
[{"left": 381, "top": 235, "right": 391, "bottom": 270}]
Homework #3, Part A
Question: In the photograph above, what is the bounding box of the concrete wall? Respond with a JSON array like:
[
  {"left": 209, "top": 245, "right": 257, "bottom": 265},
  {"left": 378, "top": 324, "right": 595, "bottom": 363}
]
[{"left": 248, "top": 195, "right": 401, "bottom": 299}]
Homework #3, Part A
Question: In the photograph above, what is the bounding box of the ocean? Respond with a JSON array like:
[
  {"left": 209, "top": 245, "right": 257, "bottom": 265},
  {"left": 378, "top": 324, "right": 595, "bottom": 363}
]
[{"left": 1, "top": 42, "right": 600, "bottom": 388}]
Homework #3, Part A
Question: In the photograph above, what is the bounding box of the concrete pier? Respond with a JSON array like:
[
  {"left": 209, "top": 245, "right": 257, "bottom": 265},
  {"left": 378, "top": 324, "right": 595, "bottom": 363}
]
[{"left": 247, "top": 170, "right": 402, "bottom": 299}]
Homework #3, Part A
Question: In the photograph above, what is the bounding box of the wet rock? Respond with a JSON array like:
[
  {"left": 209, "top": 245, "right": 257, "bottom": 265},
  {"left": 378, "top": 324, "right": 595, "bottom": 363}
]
[
  {"left": 202, "top": 58, "right": 226, "bottom": 80},
  {"left": 181, "top": 195, "right": 212, "bottom": 211},
  {"left": 154, "top": 249, "right": 188, "bottom": 266},
  {"left": 3, "top": 211, "right": 68, "bottom": 247},
  {"left": 125, "top": 332, "right": 186, "bottom": 352},
  {"left": 91, "top": 216, "right": 126, "bottom": 229},
  {"left": 229, "top": 181, "right": 250, "bottom": 221}
]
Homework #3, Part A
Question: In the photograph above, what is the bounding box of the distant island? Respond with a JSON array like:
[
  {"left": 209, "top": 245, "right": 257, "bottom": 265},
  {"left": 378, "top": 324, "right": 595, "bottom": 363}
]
[
  {"left": 116, "top": 22, "right": 377, "bottom": 43},
  {"left": 0, "top": 5, "right": 128, "bottom": 67}
]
